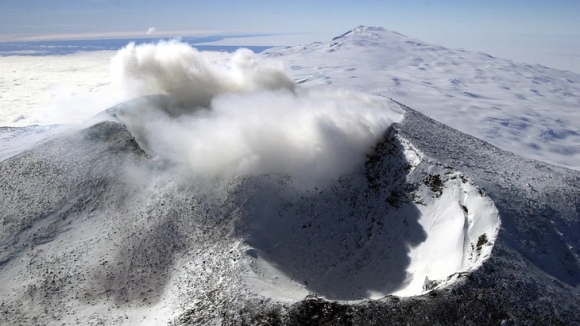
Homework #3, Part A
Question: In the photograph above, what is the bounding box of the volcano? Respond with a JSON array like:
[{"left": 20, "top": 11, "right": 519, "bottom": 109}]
[{"left": 1, "top": 27, "right": 579, "bottom": 325}]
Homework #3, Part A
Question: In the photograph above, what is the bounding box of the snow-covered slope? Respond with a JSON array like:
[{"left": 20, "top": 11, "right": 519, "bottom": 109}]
[
  {"left": 266, "top": 26, "right": 580, "bottom": 171},
  {"left": 0, "top": 99, "right": 577, "bottom": 325},
  {"left": 239, "top": 126, "right": 499, "bottom": 301},
  {"left": 0, "top": 125, "right": 63, "bottom": 161},
  {"left": 0, "top": 107, "right": 501, "bottom": 324}
]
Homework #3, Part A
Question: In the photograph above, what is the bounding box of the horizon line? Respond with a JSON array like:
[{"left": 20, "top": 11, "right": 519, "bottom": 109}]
[{"left": 0, "top": 29, "right": 294, "bottom": 43}]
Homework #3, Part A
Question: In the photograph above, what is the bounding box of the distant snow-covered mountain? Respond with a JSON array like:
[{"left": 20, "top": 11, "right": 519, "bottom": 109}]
[{"left": 266, "top": 25, "right": 580, "bottom": 171}]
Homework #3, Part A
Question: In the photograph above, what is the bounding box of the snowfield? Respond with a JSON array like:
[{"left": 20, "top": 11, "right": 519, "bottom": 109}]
[
  {"left": 0, "top": 26, "right": 579, "bottom": 325},
  {"left": 0, "top": 51, "right": 117, "bottom": 126},
  {"left": 266, "top": 26, "right": 580, "bottom": 171}
]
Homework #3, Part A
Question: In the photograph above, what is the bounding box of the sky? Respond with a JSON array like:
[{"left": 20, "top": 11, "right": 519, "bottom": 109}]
[{"left": 0, "top": 0, "right": 579, "bottom": 72}]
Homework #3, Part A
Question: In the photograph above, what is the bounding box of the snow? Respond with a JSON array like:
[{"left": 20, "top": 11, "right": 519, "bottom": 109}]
[
  {"left": 0, "top": 51, "right": 118, "bottom": 126},
  {"left": 0, "top": 125, "right": 64, "bottom": 161},
  {"left": 243, "top": 134, "right": 500, "bottom": 300},
  {"left": 265, "top": 26, "right": 580, "bottom": 171},
  {"left": 0, "top": 26, "right": 579, "bottom": 325}
]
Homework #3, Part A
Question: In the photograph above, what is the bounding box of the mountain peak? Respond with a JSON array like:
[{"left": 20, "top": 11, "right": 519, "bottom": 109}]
[
  {"left": 352, "top": 25, "right": 387, "bottom": 33},
  {"left": 332, "top": 25, "right": 406, "bottom": 41}
]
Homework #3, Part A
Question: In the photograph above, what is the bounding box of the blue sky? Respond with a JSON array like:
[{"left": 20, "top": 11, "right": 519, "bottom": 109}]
[
  {"left": 1, "top": 0, "right": 578, "bottom": 37},
  {"left": 1, "top": 0, "right": 579, "bottom": 72}
]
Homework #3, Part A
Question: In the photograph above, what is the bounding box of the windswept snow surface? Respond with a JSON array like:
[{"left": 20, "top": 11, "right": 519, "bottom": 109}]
[
  {"left": 1, "top": 27, "right": 579, "bottom": 325},
  {"left": 0, "top": 125, "right": 63, "bottom": 161},
  {"left": 1, "top": 100, "right": 577, "bottom": 325},
  {"left": 0, "top": 117, "right": 501, "bottom": 325},
  {"left": 266, "top": 26, "right": 580, "bottom": 170}
]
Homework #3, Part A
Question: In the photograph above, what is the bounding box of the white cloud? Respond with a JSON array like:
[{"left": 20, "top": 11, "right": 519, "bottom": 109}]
[
  {"left": 110, "top": 40, "right": 296, "bottom": 109},
  {"left": 110, "top": 41, "right": 402, "bottom": 187}
]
